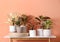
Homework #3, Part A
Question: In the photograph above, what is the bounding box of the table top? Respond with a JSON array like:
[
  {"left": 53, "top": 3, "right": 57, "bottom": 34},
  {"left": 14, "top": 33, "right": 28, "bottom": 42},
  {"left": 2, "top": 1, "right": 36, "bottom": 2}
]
[{"left": 4, "top": 35, "right": 56, "bottom": 39}]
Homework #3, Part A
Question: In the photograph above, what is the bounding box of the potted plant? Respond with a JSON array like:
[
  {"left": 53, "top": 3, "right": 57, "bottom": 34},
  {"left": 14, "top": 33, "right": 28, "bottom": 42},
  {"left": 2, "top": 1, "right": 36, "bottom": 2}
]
[
  {"left": 15, "top": 16, "right": 22, "bottom": 33},
  {"left": 8, "top": 13, "right": 17, "bottom": 33},
  {"left": 14, "top": 14, "right": 28, "bottom": 33},
  {"left": 42, "top": 16, "right": 52, "bottom": 37},
  {"left": 35, "top": 15, "right": 44, "bottom": 36},
  {"left": 28, "top": 22, "right": 36, "bottom": 37},
  {"left": 19, "top": 14, "right": 28, "bottom": 33}
]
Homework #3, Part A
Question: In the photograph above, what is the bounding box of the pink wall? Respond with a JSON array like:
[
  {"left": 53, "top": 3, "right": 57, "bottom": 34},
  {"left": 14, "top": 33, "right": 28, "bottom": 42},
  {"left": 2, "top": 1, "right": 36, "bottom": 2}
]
[{"left": 0, "top": 0, "right": 60, "bottom": 42}]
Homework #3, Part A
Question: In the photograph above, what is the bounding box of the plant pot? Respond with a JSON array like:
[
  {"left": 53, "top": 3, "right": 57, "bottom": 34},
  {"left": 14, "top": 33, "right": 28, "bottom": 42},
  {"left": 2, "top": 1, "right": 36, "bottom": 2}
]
[
  {"left": 29, "top": 30, "right": 36, "bottom": 37},
  {"left": 37, "top": 29, "right": 43, "bottom": 36},
  {"left": 43, "top": 29, "right": 51, "bottom": 37},
  {"left": 16, "top": 26, "right": 21, "bottom": 33},
  {"left": 16, "top": 25, "right": 27, "bottom": 33},
  {"left": 20, "top": 25, "right": 27, "bottom": 33},
  {"left": 9, "top": 26, "right": 16, "bottom": 33}
]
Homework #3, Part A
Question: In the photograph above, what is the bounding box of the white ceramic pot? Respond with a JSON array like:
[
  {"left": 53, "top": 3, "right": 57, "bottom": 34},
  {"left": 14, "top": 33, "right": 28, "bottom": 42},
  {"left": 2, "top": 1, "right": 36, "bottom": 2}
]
[
  {"left": 29, "top": 30, "right": 36, "bottom": 37},
  {"left": 37, "top": 29, "right": 43, "bottom": 36},
  {"left": 16, "top": 26, "right": 21, "bottom": 33},
  {"left": 9, "top": 26, "right": 16, "bottom": 33},
  {"left": 43, "top": 29, "right": 51, "bottom": 37}
]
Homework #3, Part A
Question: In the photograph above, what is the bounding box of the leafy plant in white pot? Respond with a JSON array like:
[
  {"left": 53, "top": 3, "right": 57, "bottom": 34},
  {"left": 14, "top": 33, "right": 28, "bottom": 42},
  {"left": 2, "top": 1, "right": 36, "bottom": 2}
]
[
  {"left": 42, "top": 16, "right": 52, "bottom": 37},
  {"left": 28, "top": 23, "right": 36, "bottom": 37},
  {"left": 15, "top": 14, "right": 28, "bottom": 33},
  {"left": 15, "top": 16, "right": 22, "bottom": 33},
  {"left": 35, "top": 16, "right": 44, "bottom": 36},
  {"left": 19, "top": 14, "right": 28, "bottom": 33},
  {"left": 8, "top": 13, "right": 17, "bottom": 33}
]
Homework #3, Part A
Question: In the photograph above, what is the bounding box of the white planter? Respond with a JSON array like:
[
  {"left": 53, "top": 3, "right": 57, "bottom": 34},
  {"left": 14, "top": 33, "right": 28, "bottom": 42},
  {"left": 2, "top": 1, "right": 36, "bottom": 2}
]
[
  {"left": 9, "top": 26, "right": 16, "bottom": 33},
  {"left": 16, "top": 26, "right": 21, "bottom": 33},
  {"left": 43, "top": 29, "right": 51, "bottom": 37},
  {"left": 29, "top": 30, "right": 36, "bottom": 37},
  {"left": 37, "top": 29, "right": 43, "bottom": 36}
]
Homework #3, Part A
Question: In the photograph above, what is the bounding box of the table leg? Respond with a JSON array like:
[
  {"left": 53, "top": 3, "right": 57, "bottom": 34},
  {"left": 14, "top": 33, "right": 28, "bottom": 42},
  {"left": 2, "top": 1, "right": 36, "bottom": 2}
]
[{"left": 48, "top": 38, "right": 50, "bottom": 42}]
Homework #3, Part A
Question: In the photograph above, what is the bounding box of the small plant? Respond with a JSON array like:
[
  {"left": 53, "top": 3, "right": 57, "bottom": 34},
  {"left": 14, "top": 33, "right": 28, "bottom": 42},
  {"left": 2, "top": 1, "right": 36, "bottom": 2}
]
[
  {"left": 35, "top": 15, "right": 44, "bottom": 21},
  {"left": 35, "top": 15, "right": 52, "bottom": 29},
  {"left": 35, "top": 15, "right": 44, "bottom": 28},
  {"left": 8, "top": 13, "right": 18, "bottom": 26},
  {"left": 28, "top": 22, "right": 34, "bottom": 30},
  {"left": 42, "top": 18, "right": 52, "bottom": 29},
  {"left": 7, "top": 13, "right": 28, "bottom": 26},
  {"left": 20, "top": 14, "right": 28, "bottom": 25},
  {"left": 29, "top": 23, "right": 34, "bottom": 30},
  {"left": 15, "top": 16, "right": 22, "bottom": 26}
]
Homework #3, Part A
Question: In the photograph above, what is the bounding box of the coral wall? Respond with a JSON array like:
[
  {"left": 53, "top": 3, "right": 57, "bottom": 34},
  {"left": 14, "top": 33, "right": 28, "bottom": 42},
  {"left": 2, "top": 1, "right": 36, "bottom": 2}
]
[{"left": 0, "top": 0, "right": 60, "bottom": 42}]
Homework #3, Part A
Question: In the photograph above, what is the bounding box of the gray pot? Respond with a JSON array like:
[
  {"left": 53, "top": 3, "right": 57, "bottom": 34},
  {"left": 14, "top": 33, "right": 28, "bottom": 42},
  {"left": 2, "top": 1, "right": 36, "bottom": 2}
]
[
  {"left": 16, "top": 25, "right": 27, "bottom": 33},
  {"left": 20, "top": 25, "right": 27, "bottom": 33}
]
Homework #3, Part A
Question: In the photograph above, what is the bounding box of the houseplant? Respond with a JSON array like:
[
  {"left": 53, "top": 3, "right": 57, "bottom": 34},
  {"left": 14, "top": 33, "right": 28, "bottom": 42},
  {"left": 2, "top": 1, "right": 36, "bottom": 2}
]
[
  {"left": 35, "top": 15, "right": 44, "bottom": 36},
  {"left": 28, "top": 22, "right": 36, "bottom": 37},
  {"left": 15, "top": 16, "right": 22, "bottom": 33},
  {"left": 35, "top": 16, "right": 52, "bottom": 37},
  {"left": 42, "top": 16, "right": 52, "bottom": 37},
  {"left": 8, "top": 13, "right": 18, "bottom": 33},
  {"left": 14, "top": 14, "right": 28, "bottom": 33},
  {"left": 19, "top": 14, "right": 28, "bottom": 33}
]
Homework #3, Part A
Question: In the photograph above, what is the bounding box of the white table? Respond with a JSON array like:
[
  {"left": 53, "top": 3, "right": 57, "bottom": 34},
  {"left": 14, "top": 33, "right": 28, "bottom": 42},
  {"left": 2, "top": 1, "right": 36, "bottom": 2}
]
[{"left": 4, "top": 35, "right": 56, "bottom": 42}]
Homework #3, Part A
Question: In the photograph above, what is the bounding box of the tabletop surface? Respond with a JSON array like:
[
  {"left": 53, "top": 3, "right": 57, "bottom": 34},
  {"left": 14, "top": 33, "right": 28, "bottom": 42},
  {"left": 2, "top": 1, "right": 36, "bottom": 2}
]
[{"left": 4, "top": 35, "right": 56, "bottom": 38}]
